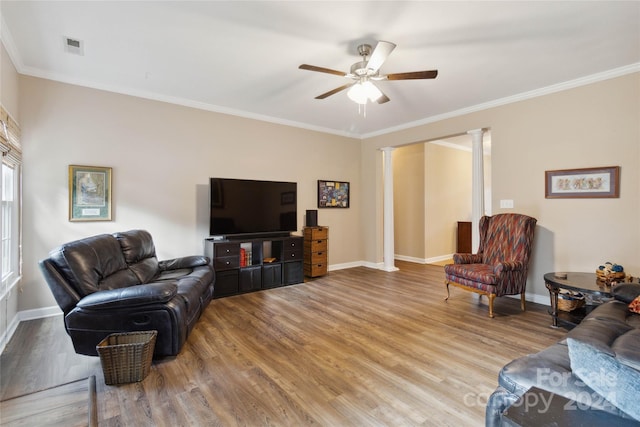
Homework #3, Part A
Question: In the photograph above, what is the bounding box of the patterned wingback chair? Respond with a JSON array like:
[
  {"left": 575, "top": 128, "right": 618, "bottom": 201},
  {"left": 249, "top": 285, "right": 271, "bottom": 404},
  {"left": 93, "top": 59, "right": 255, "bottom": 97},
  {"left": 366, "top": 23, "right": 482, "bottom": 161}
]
[{"left": 444, "top": 213, "right": 537, "bottom": 317}]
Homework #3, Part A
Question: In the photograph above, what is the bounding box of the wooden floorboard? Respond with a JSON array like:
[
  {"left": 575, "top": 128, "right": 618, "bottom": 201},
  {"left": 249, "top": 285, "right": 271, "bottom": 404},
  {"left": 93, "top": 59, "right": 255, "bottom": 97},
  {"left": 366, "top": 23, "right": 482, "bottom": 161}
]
[
  {"left": 0, "top": 261, "right": 566, "bottom": 426},
  {"left": 0, "top": 378, "right": 92, "bottom": 427}
]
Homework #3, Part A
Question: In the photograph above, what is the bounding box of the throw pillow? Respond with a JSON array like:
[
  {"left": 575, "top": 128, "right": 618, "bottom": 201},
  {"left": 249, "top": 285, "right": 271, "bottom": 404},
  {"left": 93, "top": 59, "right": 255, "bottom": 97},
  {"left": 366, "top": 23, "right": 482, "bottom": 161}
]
[
  {"left": 629, "top": 296, "right": 640, "bottom": 314},
  {"left": 567, "top": 336, "right": 640, "bottom": 421}
]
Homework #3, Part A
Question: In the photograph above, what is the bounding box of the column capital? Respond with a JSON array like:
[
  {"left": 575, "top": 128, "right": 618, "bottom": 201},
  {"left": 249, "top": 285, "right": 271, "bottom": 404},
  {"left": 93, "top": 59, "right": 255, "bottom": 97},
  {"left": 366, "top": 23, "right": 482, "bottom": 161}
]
[
  {"left": 467, "top": 128, "right": 485, "bottom": 137},
  {"left": 379, "top": 146, "right": 396, "bottom": 153}
]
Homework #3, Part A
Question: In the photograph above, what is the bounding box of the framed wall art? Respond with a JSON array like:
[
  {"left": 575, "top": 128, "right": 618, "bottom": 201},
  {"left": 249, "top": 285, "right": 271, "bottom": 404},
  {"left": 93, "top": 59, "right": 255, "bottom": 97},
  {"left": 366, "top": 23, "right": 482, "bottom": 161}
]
[
  {"left": 69, "top": 165, "right": 112, "bottom": 221},
  {"left": 545, "top": 166, "right": 620, "bottom": 199},
  {"left": 281, "top": 191, "right": 296, "bottom": 205},
  {"left": 318, "top": 180, "right": 350, "bottom": 208}
]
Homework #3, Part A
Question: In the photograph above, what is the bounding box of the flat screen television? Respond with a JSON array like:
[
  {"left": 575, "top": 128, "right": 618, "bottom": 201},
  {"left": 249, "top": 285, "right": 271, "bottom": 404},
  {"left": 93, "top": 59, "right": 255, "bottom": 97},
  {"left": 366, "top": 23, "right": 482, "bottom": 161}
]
[{"left": 209, "top": 178, "right": 297, "bottom": 238}]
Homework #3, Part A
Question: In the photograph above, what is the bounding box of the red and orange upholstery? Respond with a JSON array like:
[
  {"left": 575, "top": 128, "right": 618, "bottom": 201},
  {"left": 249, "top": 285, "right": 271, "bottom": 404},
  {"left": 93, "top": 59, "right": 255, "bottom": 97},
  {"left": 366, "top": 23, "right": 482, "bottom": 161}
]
[{"left": 444, "top": 213, "right": 537, "bottom": 317}]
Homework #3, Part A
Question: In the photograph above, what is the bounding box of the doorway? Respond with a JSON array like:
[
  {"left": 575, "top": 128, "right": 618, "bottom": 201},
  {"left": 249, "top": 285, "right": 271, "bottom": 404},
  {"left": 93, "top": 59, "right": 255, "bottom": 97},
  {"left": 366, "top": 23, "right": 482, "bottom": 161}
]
[{"left": 392, "top": 131, "right": 491, "bottom": 264}]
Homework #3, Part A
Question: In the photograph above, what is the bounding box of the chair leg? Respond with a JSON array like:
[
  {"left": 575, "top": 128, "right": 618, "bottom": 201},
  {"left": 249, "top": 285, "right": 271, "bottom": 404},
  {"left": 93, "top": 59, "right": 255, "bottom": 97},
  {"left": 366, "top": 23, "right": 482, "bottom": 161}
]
[
  {"left": 520, "top": 293, "right": 526, "bottom": 312},
  {"left": 488, "top": 294, "right": 496, "bottom": 318},
  {"left": 444, "top": 281, "right": 450, "bottom": 301}
]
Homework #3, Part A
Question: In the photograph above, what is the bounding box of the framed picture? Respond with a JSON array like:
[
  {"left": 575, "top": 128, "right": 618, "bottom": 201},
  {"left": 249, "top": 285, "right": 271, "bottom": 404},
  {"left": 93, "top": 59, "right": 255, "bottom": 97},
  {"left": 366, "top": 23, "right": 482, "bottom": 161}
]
[
  {"left": 281, "top": 191, "right": 296, "bottom": 205},
  {"left": 69, "top": 165, "right": 112, "bottom": 221},
  {"left": 318, "top": 180, "right": 350, "bottom": 208},
  {"left": 545, "top": 166, "right": 620, "bottom": 199}
]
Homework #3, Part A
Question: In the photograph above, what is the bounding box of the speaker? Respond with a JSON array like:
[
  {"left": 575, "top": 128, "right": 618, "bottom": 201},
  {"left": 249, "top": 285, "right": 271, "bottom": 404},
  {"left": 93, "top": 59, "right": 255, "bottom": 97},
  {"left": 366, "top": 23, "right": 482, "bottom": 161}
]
[{"left": 306, "top": 209, "right": 318, "bottom": 227}]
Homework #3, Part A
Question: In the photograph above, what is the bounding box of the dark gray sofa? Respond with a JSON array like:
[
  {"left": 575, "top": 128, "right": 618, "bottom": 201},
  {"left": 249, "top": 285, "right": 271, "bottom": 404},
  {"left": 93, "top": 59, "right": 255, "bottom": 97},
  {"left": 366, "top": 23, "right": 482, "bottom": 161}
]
[
  {"left": 486, "top": 283, "right": 640, "bottom": 425},
  {"left": 39, "top": 229, "right": 215, "bottom": 357}
]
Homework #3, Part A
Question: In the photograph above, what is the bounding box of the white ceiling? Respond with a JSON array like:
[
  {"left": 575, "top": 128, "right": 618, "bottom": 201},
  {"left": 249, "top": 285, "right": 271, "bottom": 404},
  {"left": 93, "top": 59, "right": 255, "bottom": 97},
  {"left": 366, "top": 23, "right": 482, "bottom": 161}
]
[{"left": 2, "top": 1, "right": 639, "bottom": 138}]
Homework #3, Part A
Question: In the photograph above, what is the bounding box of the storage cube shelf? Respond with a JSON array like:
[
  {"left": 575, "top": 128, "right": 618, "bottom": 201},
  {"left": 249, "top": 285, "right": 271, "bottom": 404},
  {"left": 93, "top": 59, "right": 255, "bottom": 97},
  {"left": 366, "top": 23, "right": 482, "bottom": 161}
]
[{"left": 205, "top": 235, "right": 304, "bottom": 298}]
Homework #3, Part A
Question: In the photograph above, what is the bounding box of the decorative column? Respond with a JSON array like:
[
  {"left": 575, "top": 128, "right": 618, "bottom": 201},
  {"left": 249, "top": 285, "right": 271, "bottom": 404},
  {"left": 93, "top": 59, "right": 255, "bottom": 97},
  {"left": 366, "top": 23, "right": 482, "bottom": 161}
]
[
  {"left": 381, "top": 147, "right": 399, "bottom": 272},
  {"left": 468, "top": 129, "right": 485, "bottom": 251}
]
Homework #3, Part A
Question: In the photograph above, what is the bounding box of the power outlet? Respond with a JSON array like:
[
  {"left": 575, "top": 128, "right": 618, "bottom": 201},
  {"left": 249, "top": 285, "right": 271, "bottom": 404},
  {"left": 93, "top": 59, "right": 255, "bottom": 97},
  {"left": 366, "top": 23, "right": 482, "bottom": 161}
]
[{"left": 500, "top": 199, "right": 514, "bottom": 209}]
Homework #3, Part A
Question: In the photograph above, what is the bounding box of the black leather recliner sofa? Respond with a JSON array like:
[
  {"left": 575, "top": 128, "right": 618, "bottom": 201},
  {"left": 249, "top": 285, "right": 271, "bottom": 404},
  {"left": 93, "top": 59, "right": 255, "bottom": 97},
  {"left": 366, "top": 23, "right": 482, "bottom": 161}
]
[
  {"left": 486, "top": 283, "right": 640, "bottom": 425},
  {"left": 39, "top": 229, "right": 215, "bottom": 357}
]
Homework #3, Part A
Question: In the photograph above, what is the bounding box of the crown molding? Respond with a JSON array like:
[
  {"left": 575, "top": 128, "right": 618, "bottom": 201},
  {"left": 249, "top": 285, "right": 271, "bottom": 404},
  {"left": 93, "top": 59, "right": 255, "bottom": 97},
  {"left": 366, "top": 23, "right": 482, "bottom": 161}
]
[{"left": 361, "top": 63, "right": 640, "bottom": 139}]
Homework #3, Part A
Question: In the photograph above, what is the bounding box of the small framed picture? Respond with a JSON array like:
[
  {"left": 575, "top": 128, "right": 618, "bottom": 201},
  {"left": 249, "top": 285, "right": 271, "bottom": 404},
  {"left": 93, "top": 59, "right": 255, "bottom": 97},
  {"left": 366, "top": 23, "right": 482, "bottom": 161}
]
[
  {"left": 281, "top": 191, "right": 296, "bottom": 205},
  {"left": 69, "top": 165, "right": 112, "bottom": 221},
  {"left": 318, "top": 180, "right": 350, "bottom": 208},
  {"left": 545, "top": 166, "right": 620, "bottom": 199}
]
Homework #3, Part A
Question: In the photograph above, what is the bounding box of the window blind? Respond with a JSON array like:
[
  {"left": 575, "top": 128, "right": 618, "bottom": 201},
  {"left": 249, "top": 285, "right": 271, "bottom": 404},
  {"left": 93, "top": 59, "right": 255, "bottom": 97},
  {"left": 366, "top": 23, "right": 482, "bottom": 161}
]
[{"left": 0, "top": 106, "right": 21, "bottom": 166}]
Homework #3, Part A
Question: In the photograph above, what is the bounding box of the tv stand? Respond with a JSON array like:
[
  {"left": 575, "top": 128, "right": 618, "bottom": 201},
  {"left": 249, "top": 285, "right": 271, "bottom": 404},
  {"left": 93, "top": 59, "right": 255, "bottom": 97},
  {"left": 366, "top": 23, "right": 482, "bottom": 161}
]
[
  {"left": 204, "top": 234, "right": 304, "bottom": 298},
  {"left": 224, "top": 231, "right": 291, "bottom": 241}
]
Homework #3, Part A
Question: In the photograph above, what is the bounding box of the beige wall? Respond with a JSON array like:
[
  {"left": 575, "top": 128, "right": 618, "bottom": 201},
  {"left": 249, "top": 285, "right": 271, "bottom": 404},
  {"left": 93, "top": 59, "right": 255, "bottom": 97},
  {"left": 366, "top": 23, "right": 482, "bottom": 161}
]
[
  {"left": 393, "top": 143, "right": 425, "bottom": 260},
  {"left": 19, "top": 76, "right": 363, "bottom": 312},
  {"left": 363, "top": 72, "right": 640, "bottom": 300},
  {"left": 424, "top": 143, "right": 473, "bottom": 259},
  {"left": 393, "top": 143, "right": 473, "bottom": 262}
]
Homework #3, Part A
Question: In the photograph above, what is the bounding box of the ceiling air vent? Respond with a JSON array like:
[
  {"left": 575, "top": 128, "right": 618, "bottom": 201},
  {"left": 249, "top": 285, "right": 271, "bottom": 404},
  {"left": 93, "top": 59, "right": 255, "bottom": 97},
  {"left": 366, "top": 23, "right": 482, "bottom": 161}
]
[{"left": 64, "top": 37, "right": 84, "bottom": 56}]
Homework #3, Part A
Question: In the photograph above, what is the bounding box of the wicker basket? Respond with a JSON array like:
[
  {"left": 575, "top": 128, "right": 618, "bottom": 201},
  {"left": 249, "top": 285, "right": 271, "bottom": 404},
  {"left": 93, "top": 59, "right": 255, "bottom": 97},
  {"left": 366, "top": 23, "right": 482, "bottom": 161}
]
[
  {"left": 558, "top": 292, "right": 585, "bottom": 312},
  {"left": 97, "top": 330, "right": 157, "bottom": 385},
  {"left": 596, "top": 269, "right": 626, "bottom": 282}
]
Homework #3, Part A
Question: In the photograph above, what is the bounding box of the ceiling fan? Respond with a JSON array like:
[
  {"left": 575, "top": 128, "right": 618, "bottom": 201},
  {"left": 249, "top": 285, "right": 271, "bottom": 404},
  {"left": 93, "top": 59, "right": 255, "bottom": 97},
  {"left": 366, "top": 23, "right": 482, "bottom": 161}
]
[{"left": 299, "top": 41, "right": 438, "bottom": 105}]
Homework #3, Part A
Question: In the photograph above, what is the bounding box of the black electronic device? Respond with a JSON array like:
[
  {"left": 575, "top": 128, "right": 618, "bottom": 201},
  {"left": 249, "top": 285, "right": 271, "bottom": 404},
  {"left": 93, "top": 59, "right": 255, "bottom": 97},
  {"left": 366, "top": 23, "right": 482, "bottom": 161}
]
[
  {"left": 305, "top": 209, "right": 318, "bottom": 227},
  {"left": 209, "top": 178, "right": 297, "bottom": 238}
]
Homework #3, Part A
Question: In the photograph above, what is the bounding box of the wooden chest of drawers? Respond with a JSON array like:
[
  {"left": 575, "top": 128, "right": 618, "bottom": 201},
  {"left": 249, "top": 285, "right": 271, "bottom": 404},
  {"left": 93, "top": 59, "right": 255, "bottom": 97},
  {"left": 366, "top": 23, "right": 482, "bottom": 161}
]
[{"left": 303, "top": 226, "right": 328, "bottom": 278}]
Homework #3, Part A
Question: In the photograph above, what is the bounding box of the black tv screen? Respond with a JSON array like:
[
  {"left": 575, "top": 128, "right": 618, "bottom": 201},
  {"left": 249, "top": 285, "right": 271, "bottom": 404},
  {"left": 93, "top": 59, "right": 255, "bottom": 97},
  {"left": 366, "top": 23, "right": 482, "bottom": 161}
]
[{"left": 209, "top": 178, "right": 297, "bottom": 237}]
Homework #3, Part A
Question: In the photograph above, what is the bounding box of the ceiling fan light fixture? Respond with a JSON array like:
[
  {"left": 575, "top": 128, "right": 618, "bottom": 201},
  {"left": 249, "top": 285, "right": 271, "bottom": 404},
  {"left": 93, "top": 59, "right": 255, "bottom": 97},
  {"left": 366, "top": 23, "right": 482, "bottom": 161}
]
[
  {"left": 348, "top": 80, "right": 382, "bottom": 105},
  {"left": 362, "top": 80, "right": 382, "bottom": 102},
  {"left": 347, "top": 82, "right": 368, "bottom": 105}
]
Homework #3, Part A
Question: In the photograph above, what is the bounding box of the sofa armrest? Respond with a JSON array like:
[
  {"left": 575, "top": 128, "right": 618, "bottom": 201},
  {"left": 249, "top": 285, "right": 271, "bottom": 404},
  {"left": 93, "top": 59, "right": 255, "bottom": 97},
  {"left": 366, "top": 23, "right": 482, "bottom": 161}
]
[
  {"left": 494, "top": 261, "right": 526, "bottom": 275},
  {"left": 76, "top": 282, "right": 178, "bottom": 310},
  {"left": 158, "top": 255, "right": 210, "bottom": 271},
  {"left": 453, "top": 253, "right": 482, "bottom": 264}
]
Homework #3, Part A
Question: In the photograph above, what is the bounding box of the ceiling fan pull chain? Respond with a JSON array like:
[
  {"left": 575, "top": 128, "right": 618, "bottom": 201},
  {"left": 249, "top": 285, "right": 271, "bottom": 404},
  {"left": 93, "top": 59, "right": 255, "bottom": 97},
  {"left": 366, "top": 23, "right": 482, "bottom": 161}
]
[{"left": 356, "top": 102, "right": 366, "bottom": 118}]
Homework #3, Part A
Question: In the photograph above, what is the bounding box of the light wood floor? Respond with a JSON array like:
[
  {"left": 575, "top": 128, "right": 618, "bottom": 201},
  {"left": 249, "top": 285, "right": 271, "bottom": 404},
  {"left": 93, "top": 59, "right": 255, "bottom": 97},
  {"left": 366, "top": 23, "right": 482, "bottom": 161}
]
[{"left": 1, "top": 261, "right": 566, "bottom": 426}]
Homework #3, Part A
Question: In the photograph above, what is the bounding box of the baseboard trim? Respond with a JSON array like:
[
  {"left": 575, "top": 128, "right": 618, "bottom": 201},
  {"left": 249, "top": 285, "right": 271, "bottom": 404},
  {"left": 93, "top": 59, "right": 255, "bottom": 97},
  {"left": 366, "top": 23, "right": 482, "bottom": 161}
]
[
  {"left": 521, "top": 292, "right": 550, "bottom": 306},
  {"left": 0, "top": 314, "right": 19, "bottom": 355},
  {"left": 394, "top": 254, "right": 454, "bottom": 265},
  {"left": 329, "top": 261, "right": 365, "bottom": 271},
  {"left": 425, "top": 254, "right": 455, "bottom": 264},
  {"left": 395, "top": 254, "right": 426, "bottom": 264},
  {"left": 18, "top": 306, "right": 62, "bottom": 322}
]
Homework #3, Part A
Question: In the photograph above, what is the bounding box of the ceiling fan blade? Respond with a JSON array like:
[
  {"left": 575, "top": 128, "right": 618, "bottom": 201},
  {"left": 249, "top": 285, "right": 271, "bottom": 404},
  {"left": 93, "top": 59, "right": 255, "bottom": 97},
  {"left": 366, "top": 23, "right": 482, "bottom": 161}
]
[
  {"left": 299, "top": 64, "right": 346, "bottom": 77},
  {"left": 386, "top": 70, "right": 438, "bottom": 80},
  {"left": 315, "top": 83, "right": 353, "bottom": 99},
  {"left": 366, "top": 41, "right": 396, "bottom": 73}
]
